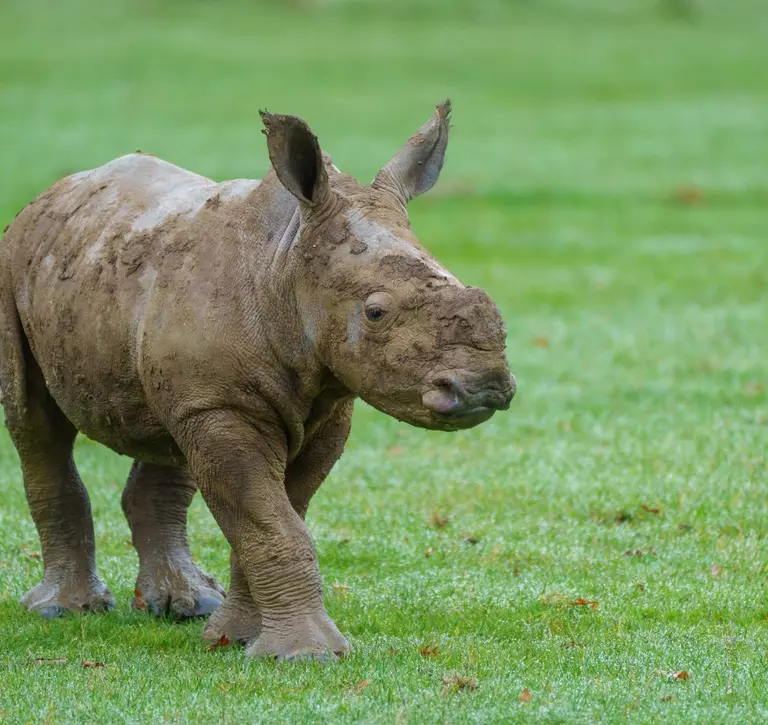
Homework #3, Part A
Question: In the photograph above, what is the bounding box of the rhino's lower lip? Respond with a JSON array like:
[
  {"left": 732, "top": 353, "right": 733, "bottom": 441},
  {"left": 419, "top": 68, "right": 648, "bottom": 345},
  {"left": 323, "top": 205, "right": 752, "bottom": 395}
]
[{"left": 432, "top": 406, "right": 495, "bottom": 423}]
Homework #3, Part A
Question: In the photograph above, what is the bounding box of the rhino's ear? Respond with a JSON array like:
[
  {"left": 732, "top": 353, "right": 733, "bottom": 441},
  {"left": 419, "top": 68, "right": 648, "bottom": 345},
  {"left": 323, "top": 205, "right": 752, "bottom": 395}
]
[
  {"left": 260, "top": 110, "right": 330, "bottom": 207},
  {"left": 371, "top": 100, "right": 451, "bottom": 204}
]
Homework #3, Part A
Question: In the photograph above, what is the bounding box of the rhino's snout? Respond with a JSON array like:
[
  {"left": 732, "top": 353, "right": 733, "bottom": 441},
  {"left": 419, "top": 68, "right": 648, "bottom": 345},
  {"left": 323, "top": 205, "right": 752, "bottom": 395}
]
[{"left": 422, "top": 369, "right": 515, "bottom": 428}]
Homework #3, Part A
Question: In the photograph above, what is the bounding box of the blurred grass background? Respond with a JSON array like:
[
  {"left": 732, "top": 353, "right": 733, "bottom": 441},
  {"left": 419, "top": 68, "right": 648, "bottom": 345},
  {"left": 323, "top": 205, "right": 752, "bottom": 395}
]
[{"left": 1, "top": 0, "right": 767, "bottom": 722}]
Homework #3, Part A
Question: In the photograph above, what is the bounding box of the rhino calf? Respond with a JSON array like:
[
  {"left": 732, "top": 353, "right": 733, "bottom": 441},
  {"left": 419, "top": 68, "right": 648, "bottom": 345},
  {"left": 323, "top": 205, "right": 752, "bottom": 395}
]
[{"left": 0, "top": 102, "right": 515, "bottom": 659}]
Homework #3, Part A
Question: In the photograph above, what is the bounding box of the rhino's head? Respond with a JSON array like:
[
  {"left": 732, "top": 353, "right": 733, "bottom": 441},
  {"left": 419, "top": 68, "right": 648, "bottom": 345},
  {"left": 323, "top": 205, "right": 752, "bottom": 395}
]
[{"left": 261, "top": 101, "right": 515, "bottom": 431}]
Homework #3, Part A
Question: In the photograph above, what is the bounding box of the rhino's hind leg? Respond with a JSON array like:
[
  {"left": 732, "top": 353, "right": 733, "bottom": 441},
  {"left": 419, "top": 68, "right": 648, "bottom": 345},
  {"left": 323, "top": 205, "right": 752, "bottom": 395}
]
[
  {"left": 122, "top": 461, "right": 224, "bottom": 618},
  {"left": 2, "top": 324, "right": 114, "bottom": 617}
]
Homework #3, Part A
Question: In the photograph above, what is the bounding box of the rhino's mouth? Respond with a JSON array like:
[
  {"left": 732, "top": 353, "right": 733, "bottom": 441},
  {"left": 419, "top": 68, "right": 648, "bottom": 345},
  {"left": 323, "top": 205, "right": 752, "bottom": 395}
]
[
  {"left": 420, "top": 370, "right": 515, "bottom": 425},
  {"left": 430, "top": 405, "right": 497, "bottom": 431}
]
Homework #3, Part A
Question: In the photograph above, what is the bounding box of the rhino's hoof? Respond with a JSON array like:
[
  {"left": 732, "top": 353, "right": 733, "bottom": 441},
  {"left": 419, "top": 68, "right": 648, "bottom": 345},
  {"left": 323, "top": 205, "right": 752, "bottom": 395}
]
[
  {"left": 132, "top": 591, "right": 224, "bottom": 620},
  {"left": 21, "top": 578, "right": 115, "bottom": 619},
  {"left": 245, "top": 609, "right": 350, "bottom": 661},
  {"left": 38, "top": 605, "right": 68, "bottom": 620},
  {"left": 281, "top": 650, "right": 334, "bottom": 664}
]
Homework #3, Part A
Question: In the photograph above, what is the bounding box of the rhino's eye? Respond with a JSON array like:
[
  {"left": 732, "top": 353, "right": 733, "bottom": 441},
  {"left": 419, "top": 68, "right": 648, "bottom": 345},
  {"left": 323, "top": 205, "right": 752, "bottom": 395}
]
[{"left": 365, "top": 305, "right": 385, "bottom": 322}]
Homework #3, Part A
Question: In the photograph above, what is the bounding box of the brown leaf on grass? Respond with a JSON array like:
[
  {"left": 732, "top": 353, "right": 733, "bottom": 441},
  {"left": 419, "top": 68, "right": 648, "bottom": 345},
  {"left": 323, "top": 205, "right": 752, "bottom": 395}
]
[
  {"left": 133, "top": 588, "right": 147, "bottom": 611},
  {"left": 21, "top": 547, "right": 42, "bottom": 560},
  {"left": 641, "top": 504, "right": 661, "bottom": 514},
  {"left": 671, "top": 670, "right": 690, "bottom": 680},
  {"left": 209, "top": 635, "right": 232, "bottom": 652},
  {"left": 388, "top": 647, "right": 400, "bottom": 656},
  {"left": 569, "top": 598, "right": 599, "bottom": 610},
  {"left": 419, "top": 643, "right": 439, "bottom": 658},
  {"left": 34, "top": 658, "right": 67, "bottom": 665},
  {"left": 441, "top": 672, "right": 478, "bottom": 695},
  {"left": 431, "top": 511, "right": 449, "bottom": 529},
  {"left": 624, "top": 548, "right": 656, "bottom": 557},
  {"left": 82, "top": 660, "right": 105, "bottom": 668},
  {"left": 636, "top": 583, "right": 646, "bottom": 591},
  {"left": 332, "top": 583, "right": 351, "bottom": 599},
  {"left": 670, "top": 184, "right": 704, "bottom": 206},
  {"left": 463, "top": 534, "right": 479, "bottom": 545},
  {"left": 520, "top": 687, "right": 532, "bottom": 703},
  {"left": 743, "top": 381, "right": 765, "bottom": 396},
  {"left": 532, "top": 336, "right": 550, "bottom": 348},
  {"left": 614, "top": 510, "right": 633, "bottom": 524},
  {"left": 387, "top": 446, "right": 403, "bottom": 457},
  {"left": 345, "top": 678, "right": 371, "bottom": 695},
  {"left": 711, "top": 563, "right": 721, "bottom": 577},
  {"left": 561, "top": 640, "right": 585, "bottom": 649},
  {"left": 425, "top": 547, "right": 435, "bottom": 558}
]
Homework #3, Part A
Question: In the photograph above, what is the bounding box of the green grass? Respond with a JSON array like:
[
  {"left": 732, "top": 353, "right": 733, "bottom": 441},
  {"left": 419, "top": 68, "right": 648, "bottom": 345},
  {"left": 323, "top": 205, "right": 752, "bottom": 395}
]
[{"left": 1, "top": 0, "right": 768, "bottom": 722}]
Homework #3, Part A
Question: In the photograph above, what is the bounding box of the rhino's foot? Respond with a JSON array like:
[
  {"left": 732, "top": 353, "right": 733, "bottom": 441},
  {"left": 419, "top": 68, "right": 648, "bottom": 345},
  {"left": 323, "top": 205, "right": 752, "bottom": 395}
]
[
  {"left": 133, "top": 557, "right": 224, "bottom": 619},
  {"left": 246, "top": 609, "right": 350, "bottom": 662},
  {"left": 202, "top": 593, "right": 262, "bottom": 646},
  {"left": 21, "top": 576, "right": 115, "bottom": 618}
]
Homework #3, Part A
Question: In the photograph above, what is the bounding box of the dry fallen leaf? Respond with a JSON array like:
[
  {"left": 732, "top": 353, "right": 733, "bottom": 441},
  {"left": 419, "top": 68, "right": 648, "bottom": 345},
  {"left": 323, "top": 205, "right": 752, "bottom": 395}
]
[
  {"left": 419, "top": 644, "right": 439, "bottom": 658},
  {"left": 520, "top": 687, "right": 532, "bottom": 703},
  {"left": 133, "top": 588, "right": 147, "bottom": 611},
  {"left": 670, "top": 184, "right": 704, "bottom": 206},
  {"left": 463, "top": 535, "right": 479, "bottom": 545},
  {"left": 711, "top": 563, "right": 721, "bottom": 577},
  {"left": 21, "top": 547, "right": 41, "bottom": 560},
  {"left": 641, "top": 504, "right": 661, "bottom": 514},
  {"left": 636, "top": 583, "right": 646, "bottom": 591},
  {"left": 624, "top": 548, "right": 656, "bottom": 557},
  {"left": 561, "top": 640, "right": 584, "bottom": 649},
  {"left": 345, "top": 678, "right": 371, "bottom": 695},
  {"left": 569, "top": 598, "right": 599, "bottom": 610},
  {"left": 82, "top": 660, "right": 105, "bottom": 669},
  {"left": 671, "top": 670, "right": 690, "bottom": 680},
  {"left": 209, "top": 635, "right": 232, "bottom": 652},
  {"left": 441, "top": 672, "right": 478, "bottom": 695},
  {"left": 431, "top": 511, "right": 449, "bottom": 529},
  {"left": 332, "top": 583, "right": 351, "bottom": 598},
  {"left": 388, "top": 647, "right": 400, "bottom": 656}
]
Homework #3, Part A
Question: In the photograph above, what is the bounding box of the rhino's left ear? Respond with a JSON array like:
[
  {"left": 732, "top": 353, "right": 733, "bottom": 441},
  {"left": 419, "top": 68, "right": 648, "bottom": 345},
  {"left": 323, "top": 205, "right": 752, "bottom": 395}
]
[
  {"left": 371, "top": 100, "right": 451, "bottom": 204},
  {"left": 260, "top": 110, "right": 331, "bottom": 207}
]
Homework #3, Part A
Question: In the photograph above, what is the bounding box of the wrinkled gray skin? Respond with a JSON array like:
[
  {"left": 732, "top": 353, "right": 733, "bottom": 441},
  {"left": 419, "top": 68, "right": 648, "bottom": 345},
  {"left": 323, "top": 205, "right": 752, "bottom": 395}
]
[{"left": 0, "top": 101, "right": 515, "bottom": 659}]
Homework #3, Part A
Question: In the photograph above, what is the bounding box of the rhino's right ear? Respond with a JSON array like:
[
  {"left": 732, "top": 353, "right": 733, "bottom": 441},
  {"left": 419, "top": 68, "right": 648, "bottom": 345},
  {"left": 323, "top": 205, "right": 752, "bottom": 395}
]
[
  {"left": 371, "top": 100, "right": 451, "bottom": 205},
  {"left": 260, "top": 110, "right": 330, "bottom": 207}
]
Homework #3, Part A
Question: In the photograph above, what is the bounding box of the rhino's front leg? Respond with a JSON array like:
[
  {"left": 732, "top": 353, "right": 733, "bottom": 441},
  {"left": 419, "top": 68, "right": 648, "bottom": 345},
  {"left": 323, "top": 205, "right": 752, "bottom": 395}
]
[
  {"left": 203, "top": 400, "right": 354, "bottom": 648},
  {"left": 121, "top": 462, "right": 224, "bottom": 618},
  {"left": 178, "top": 410, "right": 348, "bottom": 660}
]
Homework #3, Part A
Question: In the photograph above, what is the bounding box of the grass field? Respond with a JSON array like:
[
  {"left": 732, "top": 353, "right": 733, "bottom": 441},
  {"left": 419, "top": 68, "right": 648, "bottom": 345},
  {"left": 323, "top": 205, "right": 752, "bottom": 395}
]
[{"left": 1, "top": 0, "right": 767, "bottom": 722}]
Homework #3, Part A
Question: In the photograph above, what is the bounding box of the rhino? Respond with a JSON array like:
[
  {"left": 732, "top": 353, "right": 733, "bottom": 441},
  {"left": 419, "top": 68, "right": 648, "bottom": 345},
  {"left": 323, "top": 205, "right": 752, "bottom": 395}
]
[{"left": 0, "top": 101, "right": 515, "bottom": 660}]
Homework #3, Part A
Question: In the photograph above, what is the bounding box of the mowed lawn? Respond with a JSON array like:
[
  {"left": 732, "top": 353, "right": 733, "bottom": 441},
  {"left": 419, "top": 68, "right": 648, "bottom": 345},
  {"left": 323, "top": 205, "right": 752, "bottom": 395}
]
[{"left": 1, "top": 1, "right": 767, "bottom": 722}]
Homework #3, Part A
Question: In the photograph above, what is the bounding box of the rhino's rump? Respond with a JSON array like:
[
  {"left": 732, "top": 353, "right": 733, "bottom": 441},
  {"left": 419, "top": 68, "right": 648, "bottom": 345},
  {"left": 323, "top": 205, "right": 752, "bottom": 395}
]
[{"left": 6, "top": 154, "right": 262, "bottom": 461}]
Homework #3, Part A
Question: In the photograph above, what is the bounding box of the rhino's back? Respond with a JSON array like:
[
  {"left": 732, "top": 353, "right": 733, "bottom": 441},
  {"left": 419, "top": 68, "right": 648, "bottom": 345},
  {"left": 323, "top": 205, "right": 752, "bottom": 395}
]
[{"left": 4, "top": 153, "right": 264, "bottom": 461}]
